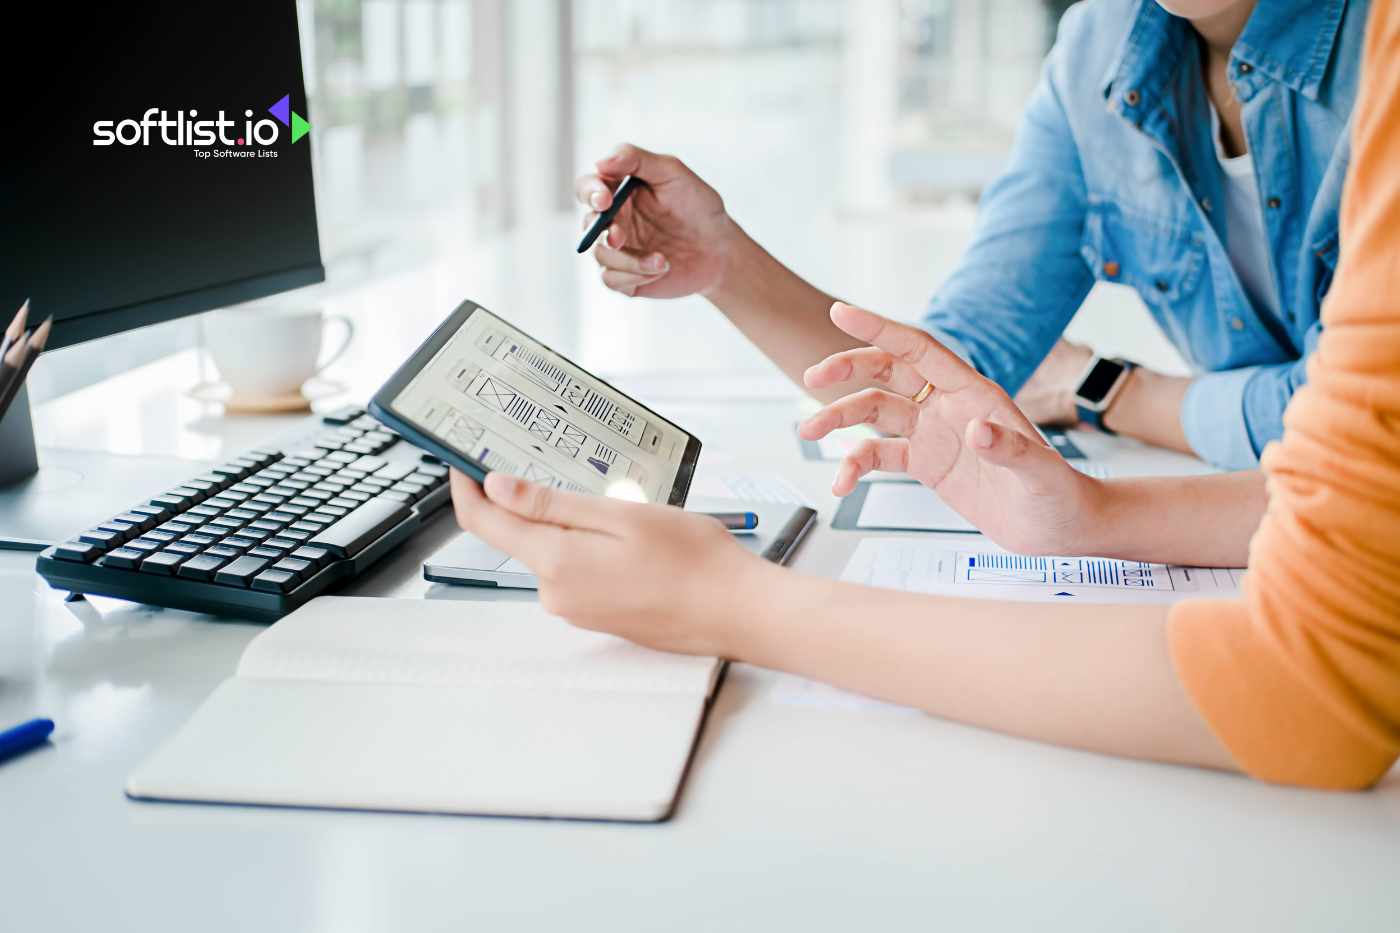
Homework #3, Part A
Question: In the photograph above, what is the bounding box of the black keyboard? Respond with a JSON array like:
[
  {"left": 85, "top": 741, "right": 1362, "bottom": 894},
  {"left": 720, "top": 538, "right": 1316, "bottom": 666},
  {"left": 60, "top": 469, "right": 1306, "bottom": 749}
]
[{"left": 35, "top": 405, "right": 451, "bottom": 622}]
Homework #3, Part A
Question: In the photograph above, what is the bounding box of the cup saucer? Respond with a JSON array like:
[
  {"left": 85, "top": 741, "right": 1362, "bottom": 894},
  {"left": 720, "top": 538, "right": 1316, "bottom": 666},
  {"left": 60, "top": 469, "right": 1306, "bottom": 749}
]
[{"left": 186, "top": 377, "right": 346, "bottom": 414}]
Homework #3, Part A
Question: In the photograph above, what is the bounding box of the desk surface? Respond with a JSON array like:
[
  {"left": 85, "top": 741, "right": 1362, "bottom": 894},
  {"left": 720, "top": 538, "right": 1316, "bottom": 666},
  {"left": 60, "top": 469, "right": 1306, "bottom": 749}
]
[{"left": 4, "top": 359, "right": 1400, "bottom": 933}]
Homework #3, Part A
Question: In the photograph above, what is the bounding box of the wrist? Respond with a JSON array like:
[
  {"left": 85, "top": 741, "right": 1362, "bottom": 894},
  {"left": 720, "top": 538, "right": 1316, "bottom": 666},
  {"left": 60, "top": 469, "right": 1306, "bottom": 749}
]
[
  {"left": 700, "top": 218, "right": 757, "bottom": 306},
  {"left": 1100, "top": 365, "right": 1147, "bottom": 435},
  {"left": 716, "top": 557, "right": 803, "bottom": 663}
]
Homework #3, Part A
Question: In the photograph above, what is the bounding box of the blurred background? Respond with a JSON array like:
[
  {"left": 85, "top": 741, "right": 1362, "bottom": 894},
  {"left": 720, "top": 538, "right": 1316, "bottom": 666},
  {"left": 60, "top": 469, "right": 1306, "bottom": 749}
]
[{"left": 34, "top": 0, "right": 1186, "bottom": 405}]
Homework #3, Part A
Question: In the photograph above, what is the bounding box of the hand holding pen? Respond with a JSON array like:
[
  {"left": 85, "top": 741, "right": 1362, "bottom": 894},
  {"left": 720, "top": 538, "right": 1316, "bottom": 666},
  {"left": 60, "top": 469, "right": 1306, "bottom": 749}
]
[{"left": 0, "top": 301, "right": 53, "bottom": 420}]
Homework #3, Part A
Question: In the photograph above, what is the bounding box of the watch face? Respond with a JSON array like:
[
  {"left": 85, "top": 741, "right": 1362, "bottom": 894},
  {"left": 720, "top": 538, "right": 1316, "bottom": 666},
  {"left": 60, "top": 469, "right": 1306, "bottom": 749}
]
[{"left": 1077, "top": 358, "right": 1127, "bottom": 405}]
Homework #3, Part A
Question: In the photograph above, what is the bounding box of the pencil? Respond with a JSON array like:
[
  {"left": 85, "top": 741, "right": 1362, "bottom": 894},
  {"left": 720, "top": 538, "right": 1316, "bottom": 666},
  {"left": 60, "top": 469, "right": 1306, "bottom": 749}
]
[
  {"left": 0, "top": 315, "right": 52, "bottom": 420},
  {"left": 0, "top": 299, "right": 28, "bottom": 364}
]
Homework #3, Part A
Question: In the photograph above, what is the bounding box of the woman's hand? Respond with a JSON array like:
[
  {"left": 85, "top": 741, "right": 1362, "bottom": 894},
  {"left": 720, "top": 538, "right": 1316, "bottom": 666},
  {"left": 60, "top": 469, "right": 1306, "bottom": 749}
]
[
  {"left": 450, "top": 470, "right": 773, "bottom": 656},
  {"left": 576, "top": 143, "right": 740, "bottom": 299},
  {"left": 799, "top": 302, "right": 1105, "bottom": 556}
]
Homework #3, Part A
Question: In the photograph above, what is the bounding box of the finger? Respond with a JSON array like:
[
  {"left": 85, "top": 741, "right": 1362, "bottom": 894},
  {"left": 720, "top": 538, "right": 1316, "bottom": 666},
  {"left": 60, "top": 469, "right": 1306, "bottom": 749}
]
[
  {"left": 965, "top": 419, "right": 1070, "bottom": 495},
  {"left": 483, "top": 472, "right": 635, "bottom": 535},
  {"left": 574, "top": 173, "right": 613, "bottom": 212},
  {"left": 798, "top": 387, "right": 920, "bottom": 440},
  {"left": 593, "top": 240, "right": 668, "bottom": 277},
  {"left": 596, "top": 142, "right": 687, "bottom": 185},
  {"left": 604, "top": 224, "right": 626, "bottom": 250},
  {"left": 828, "top": 302, "right": 976, "bottom": 393},
  {"left": 832, "top": 438, "right": 910, "bottom": 496},
  {"left": 601, "top": 268, "right": 666, "bottom": 296},
  {"left": 803, "top": 346, "right": 927, "bottom": 397},
  {"left": 450, "top": 469, "right": 566, "bottom": 567}
]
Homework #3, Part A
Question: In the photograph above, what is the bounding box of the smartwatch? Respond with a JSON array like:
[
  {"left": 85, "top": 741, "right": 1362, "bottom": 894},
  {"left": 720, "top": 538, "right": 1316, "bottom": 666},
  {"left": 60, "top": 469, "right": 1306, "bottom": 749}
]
[{"left": 1072, "top": 356, "right": 1135, "bottom": 433}]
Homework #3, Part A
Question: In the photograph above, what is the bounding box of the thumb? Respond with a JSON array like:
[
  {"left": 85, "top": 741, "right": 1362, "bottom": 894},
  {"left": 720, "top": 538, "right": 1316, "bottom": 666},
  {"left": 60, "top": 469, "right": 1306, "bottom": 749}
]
[
  {"left": 965, "top": 419, "right": 1067, "bottom": 494},
  {"left": 596, "top": 142, "right": 685, "bottom": 185}
]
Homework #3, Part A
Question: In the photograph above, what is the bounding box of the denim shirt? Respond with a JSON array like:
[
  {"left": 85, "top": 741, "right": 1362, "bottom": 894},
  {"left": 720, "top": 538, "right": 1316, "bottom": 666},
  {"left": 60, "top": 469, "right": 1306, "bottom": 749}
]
[{"left": 922, "top": 0, "right": 1366, "bottom": 468}]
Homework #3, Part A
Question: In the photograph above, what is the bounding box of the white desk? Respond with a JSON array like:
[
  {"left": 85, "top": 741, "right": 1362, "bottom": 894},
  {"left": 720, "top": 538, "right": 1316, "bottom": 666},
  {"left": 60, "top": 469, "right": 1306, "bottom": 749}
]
[{"left": 4, "top": 350, "right": 1400, "bottom": 933}]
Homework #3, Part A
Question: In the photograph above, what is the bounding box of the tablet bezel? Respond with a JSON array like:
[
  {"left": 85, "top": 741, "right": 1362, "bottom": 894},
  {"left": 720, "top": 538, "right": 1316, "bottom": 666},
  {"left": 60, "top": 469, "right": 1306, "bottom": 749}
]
[{"left": 368, "top": 299, "right": 702, "bottom": 507}]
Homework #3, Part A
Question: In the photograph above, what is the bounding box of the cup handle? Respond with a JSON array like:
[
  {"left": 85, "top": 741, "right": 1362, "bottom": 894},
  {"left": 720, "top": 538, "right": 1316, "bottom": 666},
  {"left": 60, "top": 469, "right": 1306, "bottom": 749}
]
[{"left": 314, "top": 314, "right": 355, "bottom": 376}]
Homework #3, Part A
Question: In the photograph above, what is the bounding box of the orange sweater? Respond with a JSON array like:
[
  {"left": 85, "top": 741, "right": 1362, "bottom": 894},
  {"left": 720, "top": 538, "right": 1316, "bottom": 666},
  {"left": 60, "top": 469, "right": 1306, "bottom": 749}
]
[{"left": 1168, "top": 2, "right": 1400, "bottom": 790}]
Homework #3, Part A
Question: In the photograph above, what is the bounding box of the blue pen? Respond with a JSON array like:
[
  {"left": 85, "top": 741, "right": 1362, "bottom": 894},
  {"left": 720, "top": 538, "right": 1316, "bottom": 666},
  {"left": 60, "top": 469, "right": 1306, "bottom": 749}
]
[
  {"left": 0, "top": 718, "right": 54, "bottom": 763},
  {"left": 702, "top": 511, "right": 759, "bottom": 532}
]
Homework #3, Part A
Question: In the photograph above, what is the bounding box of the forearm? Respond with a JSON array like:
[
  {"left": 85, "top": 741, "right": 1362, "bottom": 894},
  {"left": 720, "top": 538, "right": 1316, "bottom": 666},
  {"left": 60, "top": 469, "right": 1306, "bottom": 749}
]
[
  {"left": 732, "top": 564, "right": 1235, "bottom": 771},
  {"left": 1101, "top": 367, "right": 1192, "bottom": 453},
  {"left": 1077, "top": 471, "right": 1266, "bottom": 566},
  {"left": 704, "top": 227, "right": 863, "bottom": 401}
]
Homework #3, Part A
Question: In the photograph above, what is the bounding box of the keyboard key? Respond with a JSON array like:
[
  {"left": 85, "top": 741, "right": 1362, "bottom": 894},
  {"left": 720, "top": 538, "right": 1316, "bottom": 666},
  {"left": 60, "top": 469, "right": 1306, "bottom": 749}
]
[
  {"left": 272, "top": 557, "right": 316, "bottom": 580},
  {"left": 150, "top": 493, "right": 192, "bottom": 510},
  {"left": 204, "top": 496, "right": 240, "bottom": 510},
  {"left": 210, "top": 516, "right": 245, "bottom": 532},
  {"left": 348, "top": 455, "right": 387, "bottom": 474},
  {"left": 322, "top": 404, "right": 366, "bottom": 425},
  {"left": 302, "top": 465, "right": 334, "bottom": 477},
  {"left": 125, "top": 538, "right": 163, "bottom": 554},
  {"left": 327, "top": 497, "right": 360, "bottom": 510},
  {"left": 266, "top": 510, "right": 299, "bottom": 524},
  {"left": 388, "top": 483, "right": 424, "bottom": 502},
  {"left": 181, "top": 533, "right": 219, "bottom": 547},
  {"left": 248, "top": 546, "right": 285, "bottom": 560},
  {"left": 278, "top": 528, "right": 311, "bottom": 543},
  {"left": 266, "top": 485, "right": 300, "bottom": 498},
  {"left": 375, "top": 461, "right": 417, "bottom": 481},
  {"left": 251, "top": 493, "right": 286, "bottom": 507},
  {"left": 184, "top": 480, "right": 217, "bottom": 496},
  {"left": 177, "top": 554, "right": 228, "bottom": 581},
  {"left": 343, "top": 441, "right": 377, "bottom": 455},
  {"left": 79, "top": 528, "right": 123, "bottom": 549},
  {"left": 307, "top": 497, "right": 411, "bottom": 558},
  {"left": 53, "top": 540, "right": 101, "bottom": 562},
  {"left": 144, "top": 529, "right": 177, "bottom": 543},
  {"left": 289, "top": 520, "right": 324, "bottom": 533},
  {"left": 290, "top": 545, "right": 333, "bottom": 568},
  {"left": 326, "top": 451, "right": 358, "bottom": 464},
  {"left": 187, "top": 505, "right": 221, "bottom": 519},
  {"left": 211, "top": 463, "right": 251, "bottom": 481},
  {"left": 113, "top": 512, "right": 157, "bottom": 532},
  {"left": 131, "top": 503, "right": 173, "bottom": 521},
  {"left": 204, "top": 545, "right": 242, "bottom": 560},
  {"left": 241, "top": 501, "right": 274, "bottom": 514},
  {"left": 169, "top": 485, "right": 209, "bottom": 503},
  {"left": 313, "top": 505, "right": 349, "bottom": 519},
  {"left": 227, "top": 508, "right": 257, "bottom": 520},
  {"left": 244, "top": 476, "right": 276, "bottom": 490},
  {"left": 251, "top": 569, "right": 299, "bottom": 593},
  {"left": 265, "top": 537, "right": 298, "bottom": 551},
  {"left": 249, "top": 519, "right": 283, "bottom": 533},
  {"left": 213, "top": 555, "right": 271, "bottom": 587},
  {"left": 340, "top": 490, "right": 372, "bottom": 503},
  {"left": 158, "top": 520, "right": 197, "bottom": 535},
  {"left": 141, "top": 551, "right": 186, "bottom": 574},
  {"left": 302, "top": 488, "right": 334, "bottom": 502},
  {"left": 278, "top": 503, "right": 310, "bottom": 517},
  {"left": 239, "top": 528, "right": 271, "bottom": 542},
  {"left": 380, "top": 490, "right": 415, "bottom": 504},
  {"left": 245, "top": 449, "right": 280, "bottom": 465},
  {"left": 98, "top": 548, "right": 145, "bottom": 570},
  {"left": 97, "top": 521, "right": 137, "bottom": 539},
  {"left": 289, "top": 496, "right": 321, "bottom": 509},
  {"left": 415, "top": 463, "right": 448, "bottom": 480},
  {"left": 165, "top": 541, "right": 202, "bottom": 556},
  {"left": 360, "top": 476, "right": 393, "bottom": 490},
  {"left": 228, "top": 483, "right": 261, "bottom": 495},
  {"left": 223, "top": 535, "right": 258, "bottom": 551}
]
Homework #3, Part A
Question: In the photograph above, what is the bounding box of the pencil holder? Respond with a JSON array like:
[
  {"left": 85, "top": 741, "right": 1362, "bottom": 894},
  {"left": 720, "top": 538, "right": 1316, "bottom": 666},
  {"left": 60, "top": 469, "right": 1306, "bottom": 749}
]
[{"left": 0, "top": 384, "right": 40, "bottom": 486}]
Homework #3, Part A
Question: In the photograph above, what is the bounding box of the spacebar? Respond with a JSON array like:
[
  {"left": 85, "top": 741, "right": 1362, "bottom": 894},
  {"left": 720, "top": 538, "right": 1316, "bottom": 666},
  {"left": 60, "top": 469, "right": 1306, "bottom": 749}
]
[{"left": 308, "top": 498, "right": 413, "bottom": 558}]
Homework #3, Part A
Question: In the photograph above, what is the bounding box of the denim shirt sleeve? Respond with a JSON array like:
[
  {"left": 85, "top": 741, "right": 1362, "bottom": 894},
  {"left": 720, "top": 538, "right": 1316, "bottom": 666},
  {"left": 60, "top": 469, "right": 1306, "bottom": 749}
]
[
  {"left": 1182, "top": 319, "right": 1322, "bottom": 469},
  {"left": 920, "top": 14, "right": 1095, "bottom": 397}
]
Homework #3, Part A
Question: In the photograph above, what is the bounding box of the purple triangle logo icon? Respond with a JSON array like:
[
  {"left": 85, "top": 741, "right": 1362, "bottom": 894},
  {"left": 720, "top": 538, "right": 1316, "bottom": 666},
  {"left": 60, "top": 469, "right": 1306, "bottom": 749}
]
[{"left": 269, "top": 94, "right": 291, "bottom": 127}]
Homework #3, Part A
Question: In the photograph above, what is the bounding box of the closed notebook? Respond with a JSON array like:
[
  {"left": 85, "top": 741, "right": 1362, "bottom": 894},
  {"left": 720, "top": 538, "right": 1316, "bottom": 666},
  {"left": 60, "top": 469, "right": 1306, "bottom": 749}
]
[{"left": 126, "top": 597, "right": 723, "bottom": 822}]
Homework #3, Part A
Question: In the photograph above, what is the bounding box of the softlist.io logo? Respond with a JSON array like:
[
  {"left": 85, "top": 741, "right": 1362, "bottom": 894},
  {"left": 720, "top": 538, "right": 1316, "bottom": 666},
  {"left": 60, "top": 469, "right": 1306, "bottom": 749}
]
[{"left": 92, "top": 94, "right": 309, "bottom": 159}]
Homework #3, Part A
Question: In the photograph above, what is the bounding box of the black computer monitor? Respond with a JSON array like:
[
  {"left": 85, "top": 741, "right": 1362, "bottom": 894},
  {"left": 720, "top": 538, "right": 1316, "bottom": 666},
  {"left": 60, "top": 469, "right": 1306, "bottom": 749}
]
[{"left": 0, "top": 3, "right": 324, "bottom": 547}]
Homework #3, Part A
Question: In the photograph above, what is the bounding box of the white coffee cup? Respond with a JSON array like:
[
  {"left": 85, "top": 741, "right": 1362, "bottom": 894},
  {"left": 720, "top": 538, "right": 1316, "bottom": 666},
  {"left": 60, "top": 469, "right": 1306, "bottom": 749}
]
[{"left": 202, "top": 306, "right": 354, "bottom": 399}]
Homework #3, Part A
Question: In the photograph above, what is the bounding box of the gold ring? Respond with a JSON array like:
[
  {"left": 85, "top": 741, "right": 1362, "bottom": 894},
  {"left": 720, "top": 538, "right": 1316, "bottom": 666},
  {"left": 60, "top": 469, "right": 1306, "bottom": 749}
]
[{"left": 911, "top": 381, "right": 934, "bottom": 404}]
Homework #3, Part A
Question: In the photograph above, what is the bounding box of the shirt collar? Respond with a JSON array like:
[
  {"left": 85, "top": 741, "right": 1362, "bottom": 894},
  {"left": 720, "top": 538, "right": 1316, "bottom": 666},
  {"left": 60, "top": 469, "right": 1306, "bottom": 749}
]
[{"left": 1101, "top": 0, "right": 1347, "bottom": 107}]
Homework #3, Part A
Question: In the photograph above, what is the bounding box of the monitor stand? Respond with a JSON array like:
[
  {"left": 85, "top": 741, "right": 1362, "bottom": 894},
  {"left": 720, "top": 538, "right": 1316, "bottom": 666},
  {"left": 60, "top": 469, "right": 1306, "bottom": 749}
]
[{"left": 0, "top": 385, "right": 212, "bottom": 551}]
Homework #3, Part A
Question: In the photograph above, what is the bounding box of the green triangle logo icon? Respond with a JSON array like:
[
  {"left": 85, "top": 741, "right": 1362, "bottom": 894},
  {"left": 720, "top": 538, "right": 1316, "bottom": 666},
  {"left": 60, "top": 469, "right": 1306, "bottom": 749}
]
[{"left": 291, "top": 111, "right": 310, "bottom": 144}]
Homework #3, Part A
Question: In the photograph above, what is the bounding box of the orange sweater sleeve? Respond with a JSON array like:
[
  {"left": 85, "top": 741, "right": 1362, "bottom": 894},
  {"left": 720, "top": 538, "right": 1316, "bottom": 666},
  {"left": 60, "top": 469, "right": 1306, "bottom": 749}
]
[{"left": 1167, "top": 3, "right": 1400, "bottom": 790}]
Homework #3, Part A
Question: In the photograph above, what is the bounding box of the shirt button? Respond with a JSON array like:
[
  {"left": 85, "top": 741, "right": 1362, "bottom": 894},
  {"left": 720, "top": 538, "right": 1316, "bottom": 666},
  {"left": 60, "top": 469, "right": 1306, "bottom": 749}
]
[
  {"left": 1200, "top": 196, "right": 1214, "bottom": 213},
  {"left": 1230, "top": 316, "right": 1246, "bottom": 331},
  {"left": 1104, "top": 260, "right": 1121, "bottom": 278},
  {"left": 1237, "top": 61, "right": 1253, "bottom": 75},
  {"left": 1154, "top": 279, "right": 1169, "bottom": 292},
  {"left": 1267, "top": 196, "right": 1281, "bottom": 209},
  {"left": 1123, "top": 89, "right": 1141, "bottom": 106}
]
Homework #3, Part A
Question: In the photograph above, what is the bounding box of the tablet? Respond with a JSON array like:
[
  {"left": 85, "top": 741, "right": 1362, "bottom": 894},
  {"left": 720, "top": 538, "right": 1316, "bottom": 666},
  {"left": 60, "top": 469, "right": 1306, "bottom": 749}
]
[{"left": 369, "top": 300, "right": 702, "bottom": 506}]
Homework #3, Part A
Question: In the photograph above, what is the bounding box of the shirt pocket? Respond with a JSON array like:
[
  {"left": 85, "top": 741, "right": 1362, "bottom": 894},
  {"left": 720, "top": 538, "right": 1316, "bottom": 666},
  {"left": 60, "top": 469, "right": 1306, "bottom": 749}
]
[{"left": 1079, "top": 199, "right": 1206, "bottom": 308}]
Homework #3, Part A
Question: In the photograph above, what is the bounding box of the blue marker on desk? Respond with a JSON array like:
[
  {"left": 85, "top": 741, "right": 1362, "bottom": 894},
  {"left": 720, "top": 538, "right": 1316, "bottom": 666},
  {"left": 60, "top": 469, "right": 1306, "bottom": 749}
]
[
  {"left": 0, "top": 718, "right": 54, "bottom": 763},
  {"left": 702, "top": 511, "right": 759, "bottom": 532}
]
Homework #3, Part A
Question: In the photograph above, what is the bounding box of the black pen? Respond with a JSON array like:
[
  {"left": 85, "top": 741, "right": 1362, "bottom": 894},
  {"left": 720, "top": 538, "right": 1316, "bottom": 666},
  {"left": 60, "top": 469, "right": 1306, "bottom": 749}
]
[{"left": 577, "top": 175, "right": 644, "bottom": 253}]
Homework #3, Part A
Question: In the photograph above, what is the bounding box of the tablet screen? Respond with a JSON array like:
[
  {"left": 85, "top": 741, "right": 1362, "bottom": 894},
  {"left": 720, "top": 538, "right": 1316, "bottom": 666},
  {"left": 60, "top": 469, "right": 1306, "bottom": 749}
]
[{"left": 389, "top": 307, "right": 696, "bottom": 503}]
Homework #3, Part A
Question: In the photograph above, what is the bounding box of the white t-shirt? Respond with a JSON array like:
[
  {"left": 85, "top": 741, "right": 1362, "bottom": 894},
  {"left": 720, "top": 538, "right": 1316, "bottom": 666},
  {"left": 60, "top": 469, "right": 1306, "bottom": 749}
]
[{"left": 1209, "top": 102, "right": 1282, "bottom": 322}]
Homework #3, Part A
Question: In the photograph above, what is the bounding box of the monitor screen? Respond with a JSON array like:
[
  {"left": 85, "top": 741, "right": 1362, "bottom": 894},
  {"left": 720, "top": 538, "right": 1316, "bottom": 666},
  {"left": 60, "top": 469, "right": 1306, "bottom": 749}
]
[{"left": 0, "top": 4, "right": 324, "bottom": 350}]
